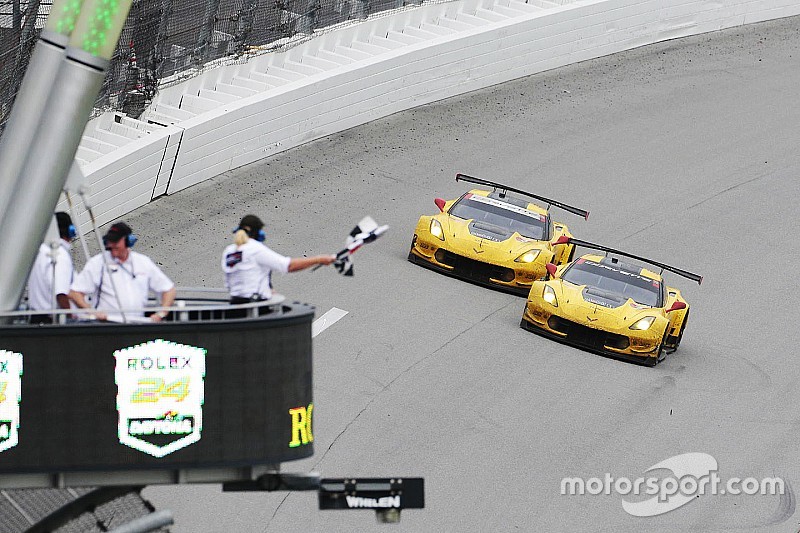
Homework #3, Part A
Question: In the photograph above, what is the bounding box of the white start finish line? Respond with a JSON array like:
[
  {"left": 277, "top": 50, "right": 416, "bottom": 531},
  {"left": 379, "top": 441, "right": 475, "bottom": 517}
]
[{"left": 312, "top": 307, "right": 348, "bottom": 338}]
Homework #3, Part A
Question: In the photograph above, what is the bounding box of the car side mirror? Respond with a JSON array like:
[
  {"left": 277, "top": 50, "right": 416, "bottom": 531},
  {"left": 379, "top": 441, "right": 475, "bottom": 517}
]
[
  {"left": 545, "top": 263, "right": 558, "bottom": 279},
  {"left": 434, "top": 198, "right": 446, "bottom": 212},
  {"left": 552, "top": 235, "right": 570, "bottom": 245},
  {"left": 666, "top": 301, "right": 687, "bottom": 313}
]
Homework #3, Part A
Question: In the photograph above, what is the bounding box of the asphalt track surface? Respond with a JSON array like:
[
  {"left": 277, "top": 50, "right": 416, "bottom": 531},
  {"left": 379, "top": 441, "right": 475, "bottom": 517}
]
[{"left": 112, "top": 15, "right": 800, "bottom": 532}]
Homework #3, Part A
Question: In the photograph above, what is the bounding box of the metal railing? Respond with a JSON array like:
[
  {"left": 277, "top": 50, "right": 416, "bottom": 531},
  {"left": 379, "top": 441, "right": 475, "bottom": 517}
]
[{"left": 2, "top": 287, "right": 287, "bottom": 325}]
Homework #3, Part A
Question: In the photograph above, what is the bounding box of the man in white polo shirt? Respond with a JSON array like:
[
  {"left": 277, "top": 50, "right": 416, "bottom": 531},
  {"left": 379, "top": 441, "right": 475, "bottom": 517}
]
[
  {"left": 27, "top": 212, "right": 76, "bottom": 323},
  {"left": 69, "top": 221, "right": 176, "bottom": 323}
]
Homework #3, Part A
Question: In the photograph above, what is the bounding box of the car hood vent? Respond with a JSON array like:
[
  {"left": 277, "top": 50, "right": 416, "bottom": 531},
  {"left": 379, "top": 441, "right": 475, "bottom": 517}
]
[
  {"left": 582, "top": 287, "right": 626, "bottom": 309},
  {"left": 468, "top": 221, "right": 512, "bottom": 242}
]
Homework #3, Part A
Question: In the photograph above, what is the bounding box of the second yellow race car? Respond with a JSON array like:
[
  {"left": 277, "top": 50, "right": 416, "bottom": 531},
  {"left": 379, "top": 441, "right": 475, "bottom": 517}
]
[
  {"left": 520, "top": 237, "right": 703, "bottom": 366},
  {"left": 408, "top": 174, "right": 590, "bottom": 295}
]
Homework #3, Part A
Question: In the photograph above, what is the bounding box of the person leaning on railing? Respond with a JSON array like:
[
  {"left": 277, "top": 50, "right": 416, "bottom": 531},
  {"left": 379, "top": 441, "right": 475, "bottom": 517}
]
[
  {"left": 222, "top": 214, "right": 335, "bottom": 305},
  {"left": 68, "top": 221, "right": 176, "bottom": 322}
]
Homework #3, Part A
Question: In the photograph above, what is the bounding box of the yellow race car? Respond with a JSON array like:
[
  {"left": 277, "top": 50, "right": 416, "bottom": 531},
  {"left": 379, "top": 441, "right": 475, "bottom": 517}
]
[
  {"left": 408, "top": 174, "right": 590, "bottom": 295},
  {"left": 520, "top": 237, "right": 702, "bottom": 366}
]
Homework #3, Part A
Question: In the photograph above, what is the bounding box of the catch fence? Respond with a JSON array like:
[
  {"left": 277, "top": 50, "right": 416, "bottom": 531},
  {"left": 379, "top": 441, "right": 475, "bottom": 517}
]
[{"left": 0, "top": 0, "right": 424, "bottom": 131}]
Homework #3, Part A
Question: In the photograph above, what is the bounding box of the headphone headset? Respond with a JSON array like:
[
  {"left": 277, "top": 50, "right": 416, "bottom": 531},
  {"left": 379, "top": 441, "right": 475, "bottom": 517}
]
[
  {"left": 103, "top": 229, "right": 138, "bottom": 249},
  {"left": 56, "top": 212, "right": 77, "bottom": 240},
  {"left": 104, "top": 233, "right": 138, "bottom": 248},
  {"left": 232, "top": 226, "right": 266, "bottom": 242}
]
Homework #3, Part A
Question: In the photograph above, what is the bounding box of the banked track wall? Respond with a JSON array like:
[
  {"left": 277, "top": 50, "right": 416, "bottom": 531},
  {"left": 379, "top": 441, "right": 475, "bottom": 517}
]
[{"left": 63, "top": 0, "right": 800, "bottom": 230}]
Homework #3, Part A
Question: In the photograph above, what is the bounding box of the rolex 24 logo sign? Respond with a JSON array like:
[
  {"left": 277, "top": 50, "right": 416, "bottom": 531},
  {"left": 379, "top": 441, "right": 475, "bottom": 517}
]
[
  {"left": 0, "top": 351, "right": 22, "bottom": 453},
  {"left": 115, "top": 339, "right": 206, "bottom": 457}
]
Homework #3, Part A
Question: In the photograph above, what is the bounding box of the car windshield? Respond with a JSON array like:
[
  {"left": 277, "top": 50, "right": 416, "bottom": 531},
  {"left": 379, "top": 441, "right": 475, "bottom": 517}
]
[
  {"left": 562, "top": 259, "right": 662, "bottom": 307},
  {"left": 449, "top": 194, "right": 547, "bottom": 240}
]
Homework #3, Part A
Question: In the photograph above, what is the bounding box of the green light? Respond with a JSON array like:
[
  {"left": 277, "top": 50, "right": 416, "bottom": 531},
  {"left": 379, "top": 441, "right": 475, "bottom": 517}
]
[
  {"left": 46, "top": 0, "right": 88, "bottom": 37},
  {"left": 69, "top": 0, "right": 133, "bottom": 59}
]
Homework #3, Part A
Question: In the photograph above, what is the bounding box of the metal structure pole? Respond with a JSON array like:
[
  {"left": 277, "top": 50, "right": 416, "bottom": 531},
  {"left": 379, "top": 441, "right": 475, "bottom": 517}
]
[
  {"left": 0, "top": 54, "right": 107, "bottom": 312},
  {"left": 64, "top": 190, "right": 92, "bottom": 263},
  {"left": 0, "top": 0, "right": 135, "bottom": 312},
  {"left": 0, "top": 0, "right": 87, "bottom": 221},
  {"left": 0, "top": 32, "right": 69, "bottom": 226},
  {"left": 12, "top": 0, "right": 21, "bottom": 30},
  {"left": 81, "top": 190, "right": 129, "bottom": 323},
  {"left": 107, "top": 510, "right": 174, "bottom": 533}
]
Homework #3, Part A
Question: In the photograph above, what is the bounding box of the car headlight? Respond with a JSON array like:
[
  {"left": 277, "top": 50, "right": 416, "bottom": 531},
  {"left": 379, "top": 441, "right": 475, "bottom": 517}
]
[
  {"left": 630, "top": 316, "right": 656, "bottom": 330},
  {"left": 542, "top": 285, "right": 558, "bottom": 307},
  {"left": 515, "top": 249, "right": 541, "bottom": 263},
  {"left": 430, "top": 219, "right": 444, "bottom": 240}
]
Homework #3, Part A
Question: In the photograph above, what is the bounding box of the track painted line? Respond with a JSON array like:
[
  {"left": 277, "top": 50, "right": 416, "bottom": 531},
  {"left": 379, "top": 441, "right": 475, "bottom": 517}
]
[{"left": 312, "top": 307, "right": 348, "bottom": 337}]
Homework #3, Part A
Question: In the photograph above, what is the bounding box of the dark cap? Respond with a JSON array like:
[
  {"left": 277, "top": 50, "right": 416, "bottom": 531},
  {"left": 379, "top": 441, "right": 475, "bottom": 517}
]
[
  {"left": 238, "top": 214, "right": 264, "bottom": 231},
  {"left": 104, "top": 221, "right": 133, "bottom": 243},
  {"left": 55, "top": 212, "right": 73, "bottom": 239}
]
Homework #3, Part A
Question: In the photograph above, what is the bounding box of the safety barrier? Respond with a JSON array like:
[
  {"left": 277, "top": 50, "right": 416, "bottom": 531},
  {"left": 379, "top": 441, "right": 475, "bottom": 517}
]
[{"left": 62, "top": 0, "right": 800, "bottom": 231}]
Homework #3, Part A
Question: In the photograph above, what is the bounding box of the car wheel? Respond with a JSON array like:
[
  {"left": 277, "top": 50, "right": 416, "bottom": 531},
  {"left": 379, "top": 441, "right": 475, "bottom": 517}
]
[
  {"left": 407, "top": 243, "right": 416, "bottom": 262},
  {"left": 672, "top": 309, "right": 690, "bottom": 350},
  {"left": 654, "top": 329, "right": 671, "bottom": 365}
]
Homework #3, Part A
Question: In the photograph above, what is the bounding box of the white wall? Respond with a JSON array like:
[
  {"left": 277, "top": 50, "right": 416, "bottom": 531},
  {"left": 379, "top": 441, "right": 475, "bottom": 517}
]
[{"left": 64, "top": 0, "right": 800, "bottom": 230}]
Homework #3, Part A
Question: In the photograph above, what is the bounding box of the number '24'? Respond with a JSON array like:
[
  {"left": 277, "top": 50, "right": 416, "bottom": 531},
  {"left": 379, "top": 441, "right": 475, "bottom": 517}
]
[{"left": 131, "top": 377, "right": 190, "bottom": 403}]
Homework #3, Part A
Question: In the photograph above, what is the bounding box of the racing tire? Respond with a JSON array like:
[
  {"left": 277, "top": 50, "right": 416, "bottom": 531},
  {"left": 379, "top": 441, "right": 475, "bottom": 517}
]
[
  {"left": 643, "top": 329, "right": 670, "bottom": 367},
  {"left": 672, "top": 309, "right": 690, "bottom": 351},
  {"left": 653, "top": 329, "right": 671, "bottom": 365}
]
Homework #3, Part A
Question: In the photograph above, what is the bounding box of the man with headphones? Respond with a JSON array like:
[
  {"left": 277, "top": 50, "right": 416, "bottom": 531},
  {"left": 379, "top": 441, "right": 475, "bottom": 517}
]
[
  {"left": 27, "top": 212, "right": 76, "bottom": 323},
  {"left": 222, "top": 214, "right": 335, "bottom": 309},
  {"left": 69, "top": 221, "right": 176, "bottom": 322}
]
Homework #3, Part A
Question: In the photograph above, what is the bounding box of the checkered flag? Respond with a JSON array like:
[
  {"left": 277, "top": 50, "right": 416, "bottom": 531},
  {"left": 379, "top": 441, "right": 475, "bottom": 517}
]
[
  {"left": 331, "top": 216, "right": 389, "bottom": 276},
  {"left": 333, "top": 254, "right": 354, "bottom": 276}
]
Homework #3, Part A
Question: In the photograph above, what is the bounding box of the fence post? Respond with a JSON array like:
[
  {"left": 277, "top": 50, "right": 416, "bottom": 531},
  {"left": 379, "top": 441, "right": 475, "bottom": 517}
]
[
  {"left": 152, "top": 0, "right": 173, "bottom": 77},
  {"left": 233, "top": 0, "right": 258, "bottom": 53},
  {"left": 192, "top": 0, "right": 222, "bottom": 66}
]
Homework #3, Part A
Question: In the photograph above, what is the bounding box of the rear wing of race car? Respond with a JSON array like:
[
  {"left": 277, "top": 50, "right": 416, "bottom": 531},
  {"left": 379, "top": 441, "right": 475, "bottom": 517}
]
[
  {"left": 455, "top": 173, "right": 590, "bottom": 220},
  {"left": 554, "top": 236, "right": 703, "bottom": 285}
]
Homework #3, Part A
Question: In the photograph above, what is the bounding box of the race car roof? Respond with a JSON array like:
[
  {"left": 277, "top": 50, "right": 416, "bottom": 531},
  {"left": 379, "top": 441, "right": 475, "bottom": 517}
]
[
  {"left": 455, "top": 173, "right": 590, "bottom": 219},
  {"left": 467, "top": 189, "right": 549, "bottom": 218},
  {"left": 555, "top": 236, "right": 703, "bottom": 284},
  {"left": 579, "top": 253, "right": 662, "bottom": 282}
]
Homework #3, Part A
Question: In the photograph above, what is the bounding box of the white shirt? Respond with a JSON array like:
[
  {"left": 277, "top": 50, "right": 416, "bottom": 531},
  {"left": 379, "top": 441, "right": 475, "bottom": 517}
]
[
  {"left": 27, "top": 240, "right": 74, "bottom": 311},
  {"left": 222, "top": 239, "right": 290, "bottom": 299},
  {"left": 71, "top": 250, "right": 174, "bottom": 322}
]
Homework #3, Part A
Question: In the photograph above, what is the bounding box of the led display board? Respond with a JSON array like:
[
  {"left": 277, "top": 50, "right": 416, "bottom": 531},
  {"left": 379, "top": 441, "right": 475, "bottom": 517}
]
[
  {"left": 0, "top": 304, "right": 315, "bottom": 488},
  {"left": 0, "top": 350, "right": 22, "bottom": 453}
]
